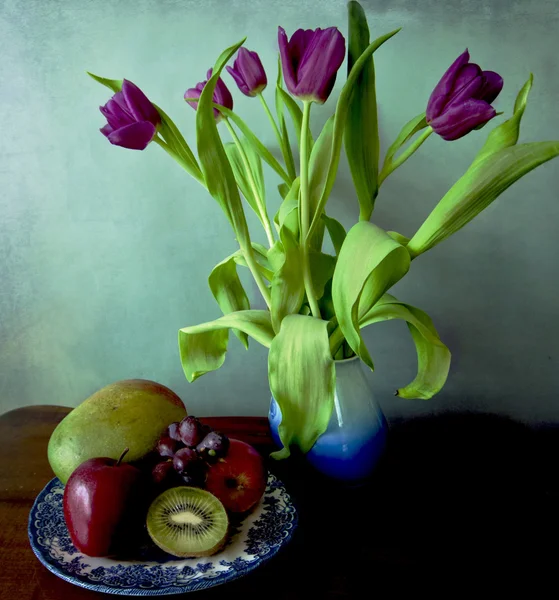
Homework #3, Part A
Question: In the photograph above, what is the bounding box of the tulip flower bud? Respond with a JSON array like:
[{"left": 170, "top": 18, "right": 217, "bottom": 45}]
[
  {"left": 185, "top": 69, "right": 233, "bottom": 122},
  {"left": 426, "top": 49, "right": 503, "bottom": 141},
  {"left": 278, "top": 26, "right": 346, "bottom": 104},
  {"left": 99, "top": 79, "right": 160, "bottom": 150},
  {"left": 226, "top": 47, "right": 267, "bottom": 97}
]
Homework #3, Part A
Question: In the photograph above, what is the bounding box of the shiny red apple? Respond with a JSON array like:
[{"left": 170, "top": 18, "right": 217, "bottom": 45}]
[
  {"left": 205, "top": 438, "right": 267, "bottom": 513},
  {"left": 63, "top": 448, "right": 142, "bottom": 556}
]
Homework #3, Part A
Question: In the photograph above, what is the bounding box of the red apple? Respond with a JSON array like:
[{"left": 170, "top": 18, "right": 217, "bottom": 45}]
[
  {"left": 63, "top": 448, "right": 142, "bottom": 556},
  {"left": 205, "top": 439, "right": 267, "bottom": 513}
]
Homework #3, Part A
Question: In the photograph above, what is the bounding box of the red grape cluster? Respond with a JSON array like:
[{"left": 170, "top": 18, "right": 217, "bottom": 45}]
[{"left": 151, "top": 416, "right": 230, "bottom": 489}]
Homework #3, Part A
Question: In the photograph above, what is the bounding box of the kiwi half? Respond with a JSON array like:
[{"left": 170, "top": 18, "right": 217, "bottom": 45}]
[{"left": 146, "top": 486, "right": 229, "bottom": 558}]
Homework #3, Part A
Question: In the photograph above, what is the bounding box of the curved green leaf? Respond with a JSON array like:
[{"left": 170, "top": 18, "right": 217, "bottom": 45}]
[
  {"left": 276, "top": 86, "right": 313, "bottom": 154},
  {"left": 309, "top": 251, "right": 336, "bottom": 300},
  {"left": 274, "top": 58, "right": 297, "bottom": 180},
  {"left": 216, "top": 104, "right": 292, "bottom": 185},
  {"left": 233, "top": 242, "right": 274, "bottom": 281},
  {"left": 321, "top": 214, "right": 347, "bottom": 255},
  {"left": 471, "top": 74, "right": 533, "bottom": 168},
  {"left": 224, "top": 140, "right": 266, "bottom": 227},
  {"left": 274, "top": 178, "right": 300, "bottom": 238},
  {"left": 208, "top": 255, "right": 251, "bottom": 348},
  {"left": 332, "top": 221, "right": 410, "bottom": 368},
  {"left": 268, "top": 315, "right": 335, "bottom": 459},
  {"left": 307, "top": 27, "right": 401, "bottom": 240},
  {"left": 308, "top": 116, "right": 334, "bottom": 250},
  {"left": 345, "top": 1, "right": 379, "bottom": 220},
  {"left": 408, "top": 141, "right": 559, "bottom": 257},
  {"left": 270, "top": 228, "right": 305, "bottom": 333},
  {"left": 179, "top": 310, "right": 274, "bottom": 382},
  {"left": 379, "top": 112, "right": 427, "bottom": 181},
  {"left": 360, "top": 294, "right": 450, "bottom": 399}
]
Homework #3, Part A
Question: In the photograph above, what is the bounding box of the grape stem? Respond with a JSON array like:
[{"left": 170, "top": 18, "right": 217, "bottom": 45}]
[{"left": 116, "top": 448, "right": 130, "bottom": 466}]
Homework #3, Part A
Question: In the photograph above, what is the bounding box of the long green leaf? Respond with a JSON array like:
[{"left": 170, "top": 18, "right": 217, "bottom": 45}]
[
  {"left": 276, "top": 86, "right": 313, "bottom": 153},
  {"left": 360, "top": 294, "right": 450, "bottom": 399},
  {"left": 224, "top": 141, "right": 266, "bottom": 227},
  {"left": 307, "top": 28, "right": 401, "bottom": 240},
  {"left": 233, "top": 243, "right": 274, "bottom": 281},
  {"left": 345, "top": 1, "right": 380, "bottom": 220},
  {"left": 379, "top": 112, "right": 427, "bottom": 183},
  {"left": 470, "top": 74, "right": 533, "bottom": 169},
  {"left": 268, "top": 315, "right": 335, "bottom": 458},
  {"left": 274, "top": 178, "right": 300, "bottom": 238},
  {"left": 309, "top": 251, "right": 336, "bottom": 300},
  {"left": 216, "top": 105, "right": 292, "bottom": 185},
  {"left": 407, "top": 141, "right": 559, "bottom": 257},
  {"left": 197, "top": 40, "right": 249, "bottom": 236},
  {"left": 208, "top": 254, "right": 251, "bottom": 348},
  {"left": 308, "top": 116, "right": 334, "bottom": 250},
  {"left": 275, "top": 58, "right": 297, "bottom": 180},
  {"left": 270, "top": 228, "right": 305, "bottom": 332},
  {"left": 179, "top": 310, "right": 274, "bottom": 382},
  {"left": 332, "top": 221, "right": 410, "bottom": 368}
]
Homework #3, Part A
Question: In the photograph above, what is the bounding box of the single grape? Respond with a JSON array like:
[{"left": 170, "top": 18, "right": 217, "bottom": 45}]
[
  {"left": 151, "top": 460, "right": 174, "bottom": 485},
  {"left": 178, "top": 416, "right": 206, "bottom": 447},
  {"left": 172, "top": 447, "right": 200, "bottom": 473},
  {"left": 196, "top": 431, "right": 230, "bottom": 460},
  {"left": 157, "top": 436, "right": 180, "bottom": 458},
  {"left": 167, "top": 422, "right": 182, "bottom": 442}
]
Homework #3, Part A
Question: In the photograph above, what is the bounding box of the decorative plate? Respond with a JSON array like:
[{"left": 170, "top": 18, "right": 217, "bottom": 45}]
[{"left": 28, "top": 472, "right": 297, "bottom": 595}]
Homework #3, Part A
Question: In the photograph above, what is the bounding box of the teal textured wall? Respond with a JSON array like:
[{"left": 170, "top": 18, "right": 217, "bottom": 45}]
[{"left": 1, "top": 0, "right": 558, "bottom": 422}]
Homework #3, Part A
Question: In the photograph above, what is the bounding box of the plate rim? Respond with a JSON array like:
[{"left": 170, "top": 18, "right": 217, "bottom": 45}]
[{"left": 28, "top": 474, "right": 297, "bottom": 596}]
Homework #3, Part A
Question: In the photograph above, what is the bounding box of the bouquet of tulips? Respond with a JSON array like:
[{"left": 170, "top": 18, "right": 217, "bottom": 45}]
[{"left": 91, "top": 2, "right": 559, "bottom": 458}]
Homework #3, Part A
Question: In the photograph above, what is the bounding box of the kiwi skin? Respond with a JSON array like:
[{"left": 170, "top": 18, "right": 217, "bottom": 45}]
[{"left": 146, "top": 487, "right": 229, "bottom": 558}]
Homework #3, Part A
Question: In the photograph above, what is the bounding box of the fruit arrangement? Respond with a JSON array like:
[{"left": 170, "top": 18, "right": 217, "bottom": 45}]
[{"left": 54, "top": 380, "right": 267, "bottom": 559}]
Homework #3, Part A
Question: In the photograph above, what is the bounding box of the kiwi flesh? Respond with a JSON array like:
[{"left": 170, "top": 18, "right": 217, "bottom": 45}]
[{"left": 146, "top": 486, "right": 229, "bottom": 557}]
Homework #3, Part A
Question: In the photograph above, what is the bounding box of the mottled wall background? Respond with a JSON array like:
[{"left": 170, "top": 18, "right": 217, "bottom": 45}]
[{"left": 1, "top": 0, "right": 558, "bottom": 422}]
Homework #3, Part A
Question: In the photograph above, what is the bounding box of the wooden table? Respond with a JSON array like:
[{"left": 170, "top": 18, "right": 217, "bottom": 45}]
[{"left": 1, "top": 407, "right": 558, "bottom": 597}]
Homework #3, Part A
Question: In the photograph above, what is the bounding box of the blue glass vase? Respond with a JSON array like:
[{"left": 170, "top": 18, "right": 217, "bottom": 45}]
[{"left": 268, "top": 356, "right": 388, "bottom": 484}]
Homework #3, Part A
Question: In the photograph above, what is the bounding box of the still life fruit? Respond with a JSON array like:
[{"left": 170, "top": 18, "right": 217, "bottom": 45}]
[{"left": 39, "top": 378, "right": 273, "bottom": 581}]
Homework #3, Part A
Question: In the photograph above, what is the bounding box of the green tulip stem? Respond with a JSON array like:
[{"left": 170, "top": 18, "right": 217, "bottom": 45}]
[
  {"left": 224, "top": 118, "right": 275, "bottom": 248},
  {"left": 300, "top": 101, "right": 321, "bottom": 319},
  {"left": 152, "top": 135, "right": 206, "bottom": 187},
  {"left": 378, "top": 127, "right": 433, "bottom": 186},
  {"left": 258, "top": 93, "right": 297, "bottom": 180}
]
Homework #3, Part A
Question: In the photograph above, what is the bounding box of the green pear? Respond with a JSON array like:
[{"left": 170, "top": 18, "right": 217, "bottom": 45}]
[{"left": 48, "top": 379, "right": 187, "bottom": 483}]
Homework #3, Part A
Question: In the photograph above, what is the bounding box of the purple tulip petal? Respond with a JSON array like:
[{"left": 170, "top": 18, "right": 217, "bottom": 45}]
[
  {"left": 122, "top": 79, "right": 160, "bottom": 126},
  {"left": 451, "top": 63, "right": 482, "bottom": 95},
  {"left": 226, "top": 65, "right": 251, "bottom": 95},
  {"left": 213, "top": 76, "right": 234, "bottom": 111},
  {"left": 100, "top": 123, "right": 114, "bottom": 138},
  {"left": 294, "top": 27, "right": 345, "bottom": 103},
  {"left": 426, "top": 49, "right": 470, "bottom": 121},
  {"left": 101, "top": 97, "right": 135, "bottom": 129},
  {"left": 227, "top": 47, "right": 267, "bottom": 97},
  {"left": 184, "top": 87, "right": 202, "bottom": 111},
  {"left": 106, "top": 121, "right": 157, "bottom": 150},
  {"left": 429, "top": 99, "right": 496, "bottom": 141},
  {"left": 479, "top": 70, "right": 504, "bottom": 104},
  {"left": 278, "top": 27, "right": 297, "bottom": 94},
  {"left": 444, "top": 73, "right": 484, "bottom": 111}
]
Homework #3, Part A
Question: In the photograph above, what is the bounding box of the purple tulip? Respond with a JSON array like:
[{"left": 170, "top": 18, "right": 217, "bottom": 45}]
[
  {"left": 426, "top": 49, "right": 503, "bottom": 141},
  {"left": 99, "top": 79, "right": 160, "bottom": 150},
  {"left": 278, "top": 26, "right": 346, "bottom": 104},
  {"left": 185, "top": 69, "right": 233, "bottom": 121},
  {"left": 226, "top": 48, "right": 267, "bottom": 97}
]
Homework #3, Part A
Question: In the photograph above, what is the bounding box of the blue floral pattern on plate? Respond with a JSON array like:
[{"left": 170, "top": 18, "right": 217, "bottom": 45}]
[{"left": 28, "top": 473, "right": 297, "bottom": 595}]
